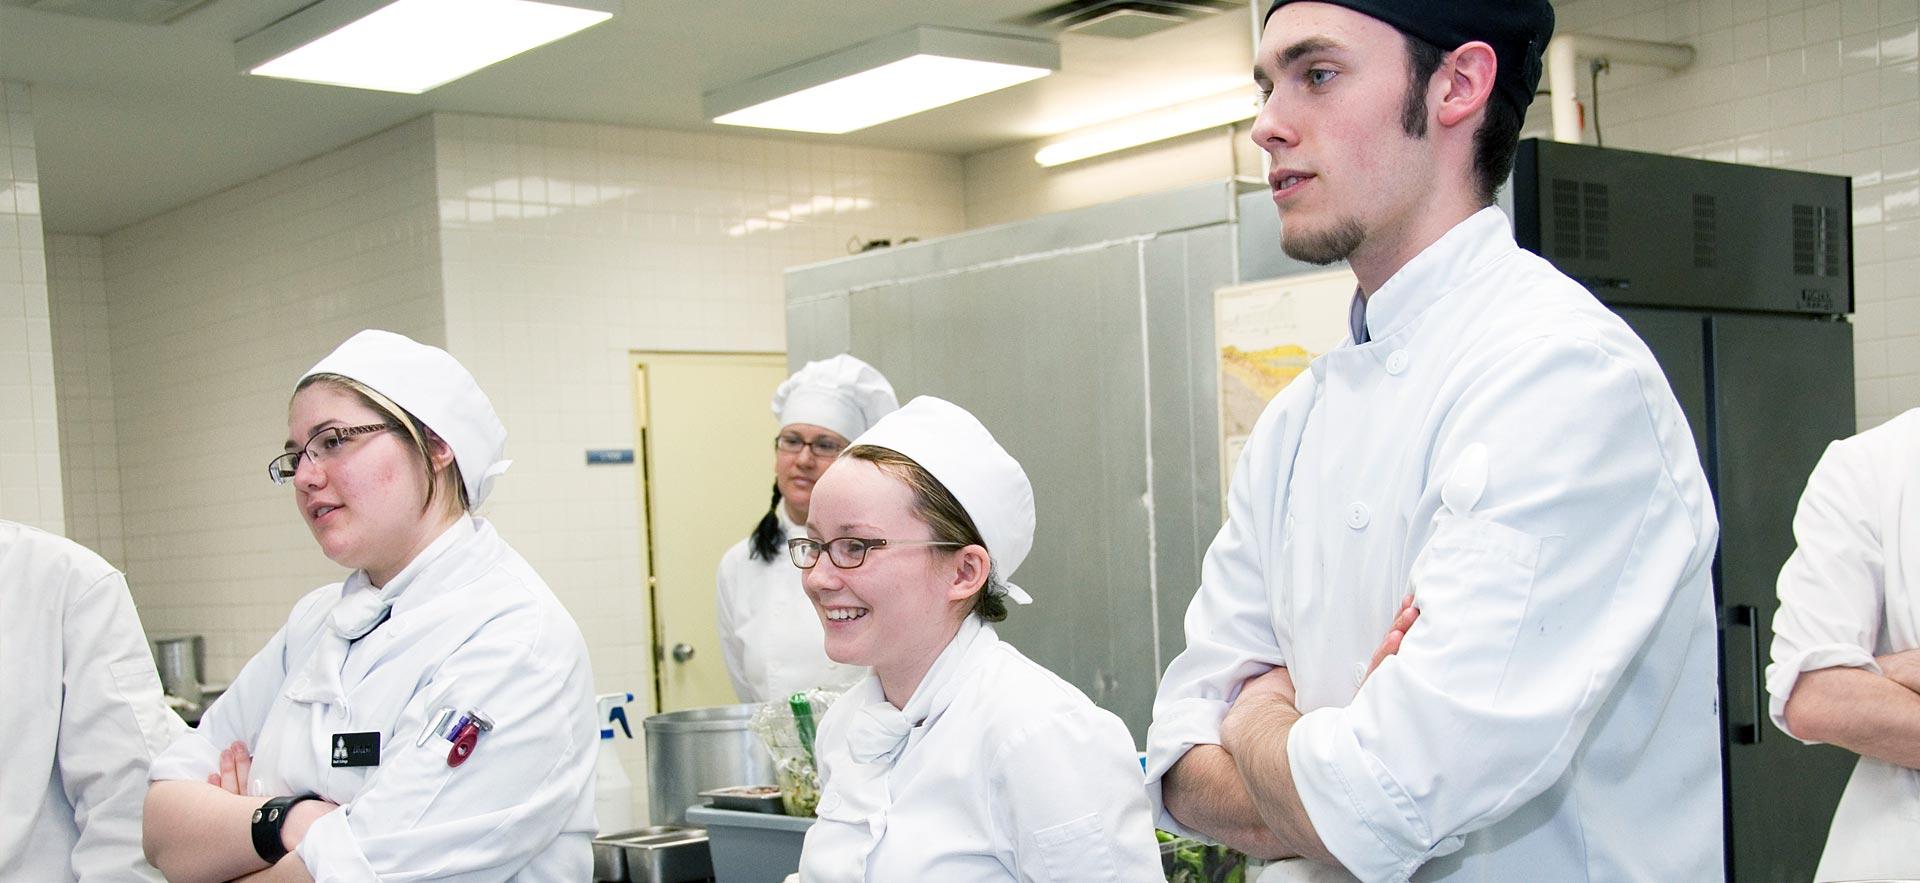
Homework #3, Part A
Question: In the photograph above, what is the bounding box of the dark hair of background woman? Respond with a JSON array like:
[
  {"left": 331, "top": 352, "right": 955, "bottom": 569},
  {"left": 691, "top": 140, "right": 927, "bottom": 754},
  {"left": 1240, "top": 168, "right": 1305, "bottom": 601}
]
[{"left": 748, "top": 483, "right": 784, "bottom": 563}]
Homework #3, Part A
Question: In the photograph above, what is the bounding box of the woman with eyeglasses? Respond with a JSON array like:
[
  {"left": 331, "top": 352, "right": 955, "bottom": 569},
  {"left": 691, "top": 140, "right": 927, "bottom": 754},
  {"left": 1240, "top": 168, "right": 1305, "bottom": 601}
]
[
  {"left": 716, "top": 354, "right": 898, "bottom": 704},
  {"left": 142, "top": 330, "right": 597, "bottom": 883},
  {"left": 790, "top": 396, "right": 1161, "bottom": 882}
]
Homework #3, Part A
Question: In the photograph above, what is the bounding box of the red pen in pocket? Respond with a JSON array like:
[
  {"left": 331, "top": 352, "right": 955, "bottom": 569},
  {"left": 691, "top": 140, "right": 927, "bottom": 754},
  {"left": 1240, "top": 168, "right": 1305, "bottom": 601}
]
[{"left": 445, "top": 710, "right": 494, "bottom": 768}]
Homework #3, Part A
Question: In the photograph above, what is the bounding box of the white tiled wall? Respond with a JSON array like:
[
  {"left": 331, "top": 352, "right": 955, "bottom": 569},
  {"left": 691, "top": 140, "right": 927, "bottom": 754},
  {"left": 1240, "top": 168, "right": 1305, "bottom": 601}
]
[
  {"left": 0, "top": 80, "right": 61, "bottom": 535},
  {"left": 68, "top": 108, "right": 964, "bottom": 820},
  {"left": 47, "top": 233, "right": 122, "bottom": 563},
  {"left": 1507, "top": 0, "right": 1920, "bottom": 431},
  {"left": 429, "top": 113, "right": 965, "bottom": 812},
  {"left": 101, "top": 117, "right": 446, "bottom": 676}
]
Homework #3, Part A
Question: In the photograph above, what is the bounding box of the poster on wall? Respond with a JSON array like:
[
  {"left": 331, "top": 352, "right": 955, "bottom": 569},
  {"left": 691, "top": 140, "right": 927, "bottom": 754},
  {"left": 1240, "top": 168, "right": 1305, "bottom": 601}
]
[{"left": 1214, "top": 267, "right": 1356, "bottom": 501}]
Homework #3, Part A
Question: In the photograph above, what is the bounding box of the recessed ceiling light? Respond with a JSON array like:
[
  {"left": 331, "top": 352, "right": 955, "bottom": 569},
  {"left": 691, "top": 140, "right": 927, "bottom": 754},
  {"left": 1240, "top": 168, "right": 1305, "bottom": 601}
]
[
  {"left": 237, "top": 0, "right": 617, "bottom": 95},
  {"left": 706, "top": 26, "right": 1059, "bottom": 135}
]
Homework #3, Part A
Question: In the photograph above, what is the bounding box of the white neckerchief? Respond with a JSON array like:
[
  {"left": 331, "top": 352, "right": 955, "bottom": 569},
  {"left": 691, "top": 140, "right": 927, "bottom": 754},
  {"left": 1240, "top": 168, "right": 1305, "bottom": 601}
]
[
  {"left": 805, "top": 616, "right": 996, "bottom": 883},
  {"left": 844, "top": 615, "right": 987, "bottom": 765},
  {"left": 283, "top": 517, "right": 473, "bottom": 710}
]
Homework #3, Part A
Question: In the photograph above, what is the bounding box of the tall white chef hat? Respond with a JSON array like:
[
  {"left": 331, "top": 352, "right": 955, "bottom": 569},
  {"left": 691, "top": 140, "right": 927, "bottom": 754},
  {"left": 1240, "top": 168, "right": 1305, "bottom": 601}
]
[
  {"left": 849, "top": 396, "right": 1035, "bottom": 605},
  {"left": 771, "top": 354, "right": 899, "bottom": 442},
  {"left": 301, "top": 329, "right": 510, "bottom": 508}
]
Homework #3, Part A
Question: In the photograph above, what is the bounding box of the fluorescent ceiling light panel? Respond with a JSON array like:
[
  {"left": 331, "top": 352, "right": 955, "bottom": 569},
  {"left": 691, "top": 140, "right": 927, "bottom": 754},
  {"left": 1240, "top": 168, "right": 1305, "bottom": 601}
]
[
  {"left": 238, "top": 0, "right": 616, "bottom": 94},
  {"left": 1035, "top": 88, "right": 1259, "bottom": 167},
  {"left": 707, "top": 27, "right": 1058, "bottom": 134}
]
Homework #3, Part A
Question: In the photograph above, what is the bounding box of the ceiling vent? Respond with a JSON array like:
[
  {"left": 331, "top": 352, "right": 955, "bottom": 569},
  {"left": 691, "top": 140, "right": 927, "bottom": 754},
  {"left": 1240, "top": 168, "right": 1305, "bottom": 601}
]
[
  {"left": 1, "top": 0, "right": 214, "bottom": 25},
  {"left": 1012, "top": 0, "right": 1238, "bottom": 39}
]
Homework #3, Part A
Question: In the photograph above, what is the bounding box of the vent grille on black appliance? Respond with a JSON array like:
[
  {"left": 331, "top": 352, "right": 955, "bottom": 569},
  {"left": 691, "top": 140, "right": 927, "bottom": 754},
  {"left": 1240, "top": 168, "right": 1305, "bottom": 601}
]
[
  {"left": 1692, "top": 194, "right": 1717, "bottom": 268},
  {"left": 1792, "top": 204, "right": 1842, "bottom": 277},
  {"left": 1550, "top": 178, "right": 1611, "bottom": 261}
]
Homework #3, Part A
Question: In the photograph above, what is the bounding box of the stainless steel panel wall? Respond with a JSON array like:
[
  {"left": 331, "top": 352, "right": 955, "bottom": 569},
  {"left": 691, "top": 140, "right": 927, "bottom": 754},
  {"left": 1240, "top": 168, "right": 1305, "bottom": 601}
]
[
  {"left": 1140, "top": 230, "right": 1234, "bottom": 666},
  {"left": 853, "top": 245, "right": 1158, "bottom": 730}
]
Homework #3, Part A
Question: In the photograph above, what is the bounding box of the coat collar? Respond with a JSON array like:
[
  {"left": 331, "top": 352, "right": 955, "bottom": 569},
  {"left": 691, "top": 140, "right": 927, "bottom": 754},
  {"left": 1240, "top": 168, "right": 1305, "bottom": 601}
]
[
  {"left": 1354, "top": 206, "right": 1517, "bottom": 347},
  {"left": 378, "top": 515, "right": 482, "bottom": 617}
]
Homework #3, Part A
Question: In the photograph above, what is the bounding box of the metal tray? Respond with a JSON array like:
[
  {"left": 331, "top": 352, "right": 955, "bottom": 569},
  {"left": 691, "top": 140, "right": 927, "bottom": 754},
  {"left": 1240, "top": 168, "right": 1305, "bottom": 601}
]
[
  {"left": 697, "top": 784, "right": 786, "bottom": 814},
  {"left": 591, "top": 826, "right": 710, "bottom": 883}
]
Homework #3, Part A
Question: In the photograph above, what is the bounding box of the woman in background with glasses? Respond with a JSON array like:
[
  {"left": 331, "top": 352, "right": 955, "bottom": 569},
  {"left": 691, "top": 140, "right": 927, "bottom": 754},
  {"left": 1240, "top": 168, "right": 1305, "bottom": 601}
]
[
  {"left": 790, "top": 396, "right": 1161, "bottom": 882},
  {"left": 716, "top": 354, "right": 897, "bottom": 703},
  {"left": 142, "top": 329, "right": 596, "bottom": 883}
]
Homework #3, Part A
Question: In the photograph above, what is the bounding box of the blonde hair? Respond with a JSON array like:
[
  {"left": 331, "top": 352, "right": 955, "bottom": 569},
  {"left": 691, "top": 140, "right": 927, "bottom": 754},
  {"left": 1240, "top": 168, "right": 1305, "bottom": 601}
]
[{"left": 295, "top": 373, "right": 469, "bottom": 518}]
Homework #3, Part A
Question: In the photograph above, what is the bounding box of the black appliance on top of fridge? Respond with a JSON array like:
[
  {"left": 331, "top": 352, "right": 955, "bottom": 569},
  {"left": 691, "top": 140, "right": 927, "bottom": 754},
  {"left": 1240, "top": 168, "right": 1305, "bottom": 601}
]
[{"left": 1510, "top": 138, "right": 1858, "bottom": 882}]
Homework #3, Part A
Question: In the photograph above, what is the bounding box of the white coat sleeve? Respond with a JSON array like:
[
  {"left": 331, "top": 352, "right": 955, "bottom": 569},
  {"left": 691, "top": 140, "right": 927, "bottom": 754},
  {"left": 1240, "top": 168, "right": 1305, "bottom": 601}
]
[
  {"left": 148, "top": 594, "right": 321, "bottom": 784},
  {"left": 991, "top": 708, "right": 1164, "bottom": 883},
  {"left": 62, "top": 569, "right": 183, "bottom": 882},
  {"left": 1143, "top": 375, "right": 1316, "bottom": 834},
  {"left": 1285, "top": 338, "right": 1718, "bottom": 882},
  {"left": 1765, "top": 434, "right": 1886, "bottom": 742},
  {"left": 294, "top": 602, "right": 596, "bottom": 881},
  {"left": 716, "top": 547, "right": 756, "bottom": 703}
]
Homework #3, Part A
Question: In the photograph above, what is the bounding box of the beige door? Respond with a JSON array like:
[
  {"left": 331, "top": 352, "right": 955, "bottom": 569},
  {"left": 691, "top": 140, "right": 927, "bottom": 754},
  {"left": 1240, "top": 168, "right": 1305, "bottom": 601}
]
[{"left": 633, "top": 351, "right": 788, "bottom": 713}]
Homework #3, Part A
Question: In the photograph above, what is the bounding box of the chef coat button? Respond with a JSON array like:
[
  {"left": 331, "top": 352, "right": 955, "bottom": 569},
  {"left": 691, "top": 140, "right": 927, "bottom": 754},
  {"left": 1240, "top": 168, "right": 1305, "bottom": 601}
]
[
  {"left": 1346, "top": 502, "right": 1371, "bottom": 530},
  {"left": 1385, "top": 349, "right": 1410, "bottom": 375},
  {"left": 1353, "top": 662, "right": 1368, "bottom": 686}
]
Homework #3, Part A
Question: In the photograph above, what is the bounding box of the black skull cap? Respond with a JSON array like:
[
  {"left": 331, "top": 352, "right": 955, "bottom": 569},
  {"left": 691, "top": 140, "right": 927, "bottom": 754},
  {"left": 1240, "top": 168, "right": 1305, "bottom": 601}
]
[{"left": 1265, "top": 0, "right": 1556, "bottom": 116}]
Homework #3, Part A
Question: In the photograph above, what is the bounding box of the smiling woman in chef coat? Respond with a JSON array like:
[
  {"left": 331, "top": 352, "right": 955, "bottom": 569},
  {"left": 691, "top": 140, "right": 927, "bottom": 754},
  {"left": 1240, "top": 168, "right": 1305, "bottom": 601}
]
[
  {"left": 142, "top": 330, "right": 597, "bottom": 882},
  {"left": 716, "top": 354, "right": 897, "bottom": 703},
  {"left": 790, "top": 396, "right": 1161, "bottom": 883}
]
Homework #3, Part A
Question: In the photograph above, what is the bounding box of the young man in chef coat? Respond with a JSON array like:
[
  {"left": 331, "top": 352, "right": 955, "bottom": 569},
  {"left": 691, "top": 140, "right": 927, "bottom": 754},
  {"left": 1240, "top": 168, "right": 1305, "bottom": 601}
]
[
  {"left": 1, "top": 520, "right": 184, "bottom": 881},
  {"left": 1145, "top": 2, "right": 1725, "bottom": 880}
]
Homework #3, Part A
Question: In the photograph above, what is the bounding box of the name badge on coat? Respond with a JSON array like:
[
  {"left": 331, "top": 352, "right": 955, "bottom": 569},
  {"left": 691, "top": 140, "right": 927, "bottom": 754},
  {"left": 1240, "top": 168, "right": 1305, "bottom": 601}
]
[{"left": 330, "top": 732, "right": 381, "bottom": 767}]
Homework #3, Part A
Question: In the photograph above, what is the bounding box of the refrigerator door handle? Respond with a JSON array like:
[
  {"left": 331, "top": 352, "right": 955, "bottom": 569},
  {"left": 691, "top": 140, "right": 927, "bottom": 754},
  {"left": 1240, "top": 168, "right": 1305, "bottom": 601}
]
[{"left": 1730, "top": 604, "right": 1764, "bottom": 744}]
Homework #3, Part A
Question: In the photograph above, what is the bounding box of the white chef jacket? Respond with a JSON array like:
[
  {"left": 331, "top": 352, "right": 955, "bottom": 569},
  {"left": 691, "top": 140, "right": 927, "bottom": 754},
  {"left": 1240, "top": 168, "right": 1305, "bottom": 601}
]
[
  {"left": 1767, "top": 407, "right": 1920, "bottom": 881},
  {"left": 149, "top": 516, "right": 598, "bottom": 881},
  {"left": 716, "top": 505, "right": 865, "bottom": 703},
  {"left": 1145, "top": 207, "right": 1724, "bottom": 883},
  {"left": 1, "top": 520, "right": 183, "bottom": 882},
  {"left": 797, "top": 615, "right": 1162, "bottom": 883}
]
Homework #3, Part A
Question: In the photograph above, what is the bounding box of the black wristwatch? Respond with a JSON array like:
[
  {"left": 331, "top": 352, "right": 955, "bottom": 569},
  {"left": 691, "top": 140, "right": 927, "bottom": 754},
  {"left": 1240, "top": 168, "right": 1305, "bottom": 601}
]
[{"left": 250, "top": 793, "right": 319, "bottom": 864}]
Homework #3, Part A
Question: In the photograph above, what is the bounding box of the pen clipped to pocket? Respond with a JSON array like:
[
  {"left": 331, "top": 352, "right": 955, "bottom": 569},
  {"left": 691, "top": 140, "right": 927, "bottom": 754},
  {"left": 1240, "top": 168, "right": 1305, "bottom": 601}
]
[{"left": 416, "top": 705, "right": 457, "bottom": 747}]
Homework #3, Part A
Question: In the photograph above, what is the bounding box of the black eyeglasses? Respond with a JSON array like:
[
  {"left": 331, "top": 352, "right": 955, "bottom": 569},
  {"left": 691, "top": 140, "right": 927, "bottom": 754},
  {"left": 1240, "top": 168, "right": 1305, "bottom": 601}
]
[
  {"left": 775, "top": 433, "right": 846, "bottom": 459},
  {"left": 788, "top": 536, "right": 963, "bottom": 569},
  {"left": 267, "top": 423, "right": 400, "bottom": 485}
]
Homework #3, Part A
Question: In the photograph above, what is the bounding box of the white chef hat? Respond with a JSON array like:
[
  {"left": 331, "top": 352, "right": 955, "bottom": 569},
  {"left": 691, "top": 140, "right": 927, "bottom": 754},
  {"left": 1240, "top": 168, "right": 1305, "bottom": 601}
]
[
  {"left": 850, "top": 396, "right": 1035, "bottom": 605},
  {"left": 302, "top": 329, "right": 510, "bottom": 508},
  {"left": 771, "top": 354, "right": 899, "bottom": 442}
]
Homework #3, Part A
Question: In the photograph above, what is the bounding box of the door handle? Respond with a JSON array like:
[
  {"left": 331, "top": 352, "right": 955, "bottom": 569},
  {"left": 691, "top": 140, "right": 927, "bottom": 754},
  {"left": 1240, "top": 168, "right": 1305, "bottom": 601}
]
[
  {"left": 1729, "top": 604, "right": 1764, "bottom": 744},
  {"left": 671, "top": 643, "right": 696, "bottom": 663}
]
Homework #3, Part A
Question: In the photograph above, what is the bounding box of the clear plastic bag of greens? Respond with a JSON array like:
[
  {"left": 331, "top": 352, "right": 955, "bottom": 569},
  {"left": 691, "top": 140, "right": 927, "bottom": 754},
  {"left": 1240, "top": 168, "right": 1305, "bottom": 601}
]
[
  {"left": 747, "top": 688, "right": 839, "bottom": 817},
  {"left": 1157, "top": 830, "right": 1268, "bottom": 883}
]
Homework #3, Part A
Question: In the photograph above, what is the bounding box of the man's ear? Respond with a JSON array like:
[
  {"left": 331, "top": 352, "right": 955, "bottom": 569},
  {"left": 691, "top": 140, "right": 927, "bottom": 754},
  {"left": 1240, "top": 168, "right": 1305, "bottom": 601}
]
[{"left": 1436, "top": 41, "right": 1498, "bottom": 130}]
